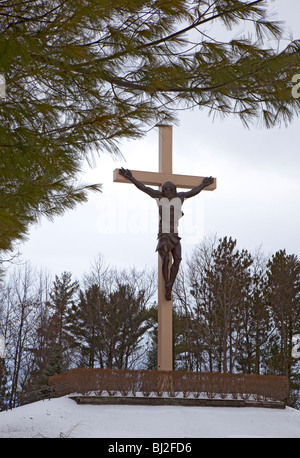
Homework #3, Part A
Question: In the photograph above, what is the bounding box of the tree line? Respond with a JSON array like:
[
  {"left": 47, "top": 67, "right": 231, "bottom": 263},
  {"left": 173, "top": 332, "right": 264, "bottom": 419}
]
[{"left": 0, "top": 236, "right": 300, "bottom": 410}]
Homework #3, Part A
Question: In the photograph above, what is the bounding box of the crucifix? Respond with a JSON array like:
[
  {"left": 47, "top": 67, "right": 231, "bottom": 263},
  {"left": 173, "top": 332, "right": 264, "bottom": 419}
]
[{"left": 113, "top": 125, "right": 216, "bottom": 371}]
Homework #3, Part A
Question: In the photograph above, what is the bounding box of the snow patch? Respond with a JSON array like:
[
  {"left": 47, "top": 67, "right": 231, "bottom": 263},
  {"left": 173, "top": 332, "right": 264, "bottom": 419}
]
[{"left": 0, "top": 396, "right": 300, "bottom": 438}]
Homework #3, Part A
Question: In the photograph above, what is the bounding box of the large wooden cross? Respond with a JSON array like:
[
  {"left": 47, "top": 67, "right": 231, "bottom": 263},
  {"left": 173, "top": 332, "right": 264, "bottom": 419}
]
[{"left": 113, "top": 125, "right": 216, "bottom": 371}]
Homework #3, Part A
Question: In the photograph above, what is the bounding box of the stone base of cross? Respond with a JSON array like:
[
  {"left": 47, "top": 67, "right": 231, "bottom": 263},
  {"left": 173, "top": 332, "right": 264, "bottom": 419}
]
[{"left": 113, "top": 125, "right": 216, "bottom": 371}]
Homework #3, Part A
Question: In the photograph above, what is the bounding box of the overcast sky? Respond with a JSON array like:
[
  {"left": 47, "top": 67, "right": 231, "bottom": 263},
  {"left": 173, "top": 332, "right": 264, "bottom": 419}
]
[{"left": 14, "top": 1, "right": 300, "bottom": 281}]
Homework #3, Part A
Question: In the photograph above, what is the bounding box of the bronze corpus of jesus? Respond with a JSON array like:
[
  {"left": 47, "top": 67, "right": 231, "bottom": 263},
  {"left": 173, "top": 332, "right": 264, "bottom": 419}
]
[{"left": 119, "top": 167, "right": 214, "bottom": 301}]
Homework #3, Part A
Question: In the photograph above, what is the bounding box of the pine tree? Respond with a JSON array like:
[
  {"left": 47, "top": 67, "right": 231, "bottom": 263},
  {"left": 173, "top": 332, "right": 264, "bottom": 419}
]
[
  {"left": 49, "top": 272, "right": 79, "bottom": 357},
  {"left": 266, "top": 251, "right": 300, "bottom": 373},
  {"left": 184, "top": 234, "right": 219, "bottom": 372},
  {"left": 71, "top": 284, "right": 108, "bottom": 368},
  {"left": 1, "top": 1, "right": 300, "bottom": 251},
  {"left": 204, "top": 237, "right": 253, "bottom": 372},
  {"left": 265, "top": 250, "right": 300, "bottom": 405},
  {"left": 186, "top": 236, "right": 253, "bottom": 372},
  {"left": 144, "top": 303, "right": 159, "bottom": 370},
  {"left": 235, "top": 253, "right": 270, "bottom": 374},
  {"left": 70, "top": 280, "right": 153, "bottom": 369},
  {"left": 43, "top": 345, "right": 66, "bottom": 380},
  {"left": 0, "top": 358, "right": 9, "bottom": 411}
]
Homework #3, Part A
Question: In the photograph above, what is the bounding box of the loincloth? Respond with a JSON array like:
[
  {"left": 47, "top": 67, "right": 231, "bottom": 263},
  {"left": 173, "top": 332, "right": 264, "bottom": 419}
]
[{"left": 155, "top": 233, "right": 181, "bottom": 255}]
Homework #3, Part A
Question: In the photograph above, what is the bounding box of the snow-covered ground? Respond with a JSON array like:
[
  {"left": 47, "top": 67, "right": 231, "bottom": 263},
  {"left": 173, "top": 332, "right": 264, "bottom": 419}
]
[{"left": 0, "top": 396, "right": 300, "bottom": 438}]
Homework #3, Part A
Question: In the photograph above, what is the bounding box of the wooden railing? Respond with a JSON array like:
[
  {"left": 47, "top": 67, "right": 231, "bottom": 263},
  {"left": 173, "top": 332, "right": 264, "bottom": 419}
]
[{"left": 48, "top": 368, "right": 288, "bottom": 404}]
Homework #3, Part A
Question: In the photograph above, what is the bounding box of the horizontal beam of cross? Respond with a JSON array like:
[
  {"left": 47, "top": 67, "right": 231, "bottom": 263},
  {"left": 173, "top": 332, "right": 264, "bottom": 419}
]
[{"left": 113, "top": 169, "right": 217, "bottom": 190}]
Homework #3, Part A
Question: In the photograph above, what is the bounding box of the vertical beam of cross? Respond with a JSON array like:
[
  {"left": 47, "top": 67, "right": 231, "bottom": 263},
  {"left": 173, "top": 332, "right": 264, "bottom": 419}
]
[{"left": 157, "top": 125, "right": 173, "bottom": 371}]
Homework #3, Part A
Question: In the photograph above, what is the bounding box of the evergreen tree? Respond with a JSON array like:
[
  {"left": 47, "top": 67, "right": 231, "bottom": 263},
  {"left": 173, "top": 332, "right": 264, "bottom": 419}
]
[
  {"left": 43, "top": 345, "right": 66, "bottom": 380},
  {"left": 107, "top": 283, "right": 150, "bottom": 369},
  {"left": 1, "top": 1, "right": 300, "bottom": 251},
  {"left": 49, "top": 272, "right": 79, "bottom": 361},
  {"left": 265, "top": 250, "right": 300, "bottom": 405},
  {"left": 0, "top": 358, "right": 9, "bottom": 411},
  {"left": 185, "top": 234, "right": 219, "bottom": 372},
  {"left": 71, "top": 284, "right": 108, "bottom": 368},
  {"left": 235, "top": 254, "right": 270, "bottom": 374},
  {"left": 26, "top": 302, "right": 60, "bottom": 393},
  {"left": 70, "top": 279, "right": 154, "bottom": 369},
  {"left": 185, "top": 236, "right": 253, "bottom": 372},
  {"left": 202, "top": 236, "right": 253, "bottom": 372},
  {"left": 144, "top": 303, "right": 159, "bottom": 370}
]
